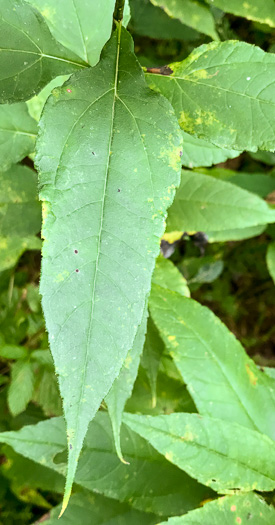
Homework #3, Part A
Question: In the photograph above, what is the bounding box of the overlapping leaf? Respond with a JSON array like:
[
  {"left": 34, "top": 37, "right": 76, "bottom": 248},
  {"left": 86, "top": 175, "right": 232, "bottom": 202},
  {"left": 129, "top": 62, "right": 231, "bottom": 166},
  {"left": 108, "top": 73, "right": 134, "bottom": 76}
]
[
  {"left": 150, "top": 0, "right": 218, "bottom": 40},
  {"left": 158, "top": 493, "right": 275, "bottom": 524},
  {"left": 36, "top": 24, "right": 182, "bottom": 510},
  {"left": 166, "top": 170, "right": 275, "bottom": 233},
  {"left": 106, "top": 304, "right": 148, "bottom": 462},
  {"left": 0, "top": 103, "right": 37, "bottom": 170},
  {"left": 149, "top": 286, "right": 275, "bottom": 440},
  {"left": 0, "top": 412, "right": 212, "bottom": 517},
  {"left": 146, "top": 41, "right": 275, "bottom": 151},
  {"left": 205, "top": 0, "right": 275, "bottom": 28},
  {"left": 0, "top": 0, "right": 87, "bottom": 103},
  {"left": 27, "top": 0, "right": 116, "bottom": 65},
  {"left": 124, "top": 412, "right": 275, "bottom": 492}
]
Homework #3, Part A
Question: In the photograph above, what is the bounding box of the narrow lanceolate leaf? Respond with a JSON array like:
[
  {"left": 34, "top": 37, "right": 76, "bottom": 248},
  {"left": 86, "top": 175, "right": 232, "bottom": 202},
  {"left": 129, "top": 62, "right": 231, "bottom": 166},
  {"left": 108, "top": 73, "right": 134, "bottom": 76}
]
[
  {"left": 150, "top": 0, "right": 218, "bottom": 40},
  {"left": 124, "top": 413, "right": 275, "bottom": 493},
  {"left": 146, "top": 41, "right": 275, "bottom": 152},
  {"left": 158, "top": 493, "right": 275, "bottom": 525},
  {"left": 0, "top": 0, "right": 87, "bottom": 103},
  {"left": 141, "top": 316, "right": 165, "bottom": 407},
  {"left": 36, "top": 25, "right": 182, "bottom": 511},
  {"left": 0, "top": 103, "right": 37, "bottom": 170},
  {"left": 38, "top": 491, "right": 159, "bottom": 525},
  {"left": 27, "top": 0, "right": 116, "bottom": 65},
  {"left": 266, "top": 242, "right": 275, "bottom": 284},
  {"left": 181, "top": 131, "right": 241, "bottom": 168},
  {"left": 205, "top": 0, "right": 275, "bottom": 28},
  {"left": 149, "top": 287, "right": 275, "bottom": 440},
  {"left": 0, "top": 412, "right": 213, "bottom": 517},
  {"left": 106, "top": 304, "right": 148, "bottom": 462},
  {"left": 0, "top": 165, "right": 41, "bottom": 237},
  {"left": 166, "top": 171, "right": 275, "bottom": 233}
]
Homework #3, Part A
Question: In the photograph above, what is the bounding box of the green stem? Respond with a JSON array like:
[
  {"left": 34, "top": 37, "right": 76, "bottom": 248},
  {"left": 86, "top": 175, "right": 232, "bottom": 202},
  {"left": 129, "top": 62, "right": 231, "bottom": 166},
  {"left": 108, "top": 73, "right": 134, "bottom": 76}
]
[{"left": 113, "top": 0, "right": 125, "bottom": 22}]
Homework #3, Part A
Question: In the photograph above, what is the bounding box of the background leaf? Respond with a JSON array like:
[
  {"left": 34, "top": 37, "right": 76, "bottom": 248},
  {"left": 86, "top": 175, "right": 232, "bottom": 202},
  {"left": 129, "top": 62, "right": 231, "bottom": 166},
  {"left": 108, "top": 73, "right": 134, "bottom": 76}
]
[
  {"left": 266, "top": 241, "right": 275, "bottom": 284},
  {"left": 124, "top": 412, "right": 275, "bottom": 493},
  {"left": 150, "top": 0, "right": 218, "bottom": 40},
  {"left": 166, "top": 171, "right": 275, "bottom": 233},
  {"left": 8, "top": 361, "right": 35, "bottom": 416},
  {"left": 205, "top": 0, "right": 275, "bottom": 28},
  {"left": 181, "top": 131, "right": 241, "bottom": 168},
  {"left": 0, "top": 236, "right": 41, "bottom": 272},
  {"left": 36, "top": 25, "right": 182, "bottom": 507},
  {"left": 0, "top": 0, "right": 87, "bottom": 103},
  {"left": 0, "top": 103, "right": 37, "bottom": 170},
  {"left": 146, "top": 41, "right": 275, "bottom": 152},
  {"left": 149, "top": 286, "right": 275, "bottom": 440},
  {"left": 0, "top": 165, "right": 41, "bottom": 237}
]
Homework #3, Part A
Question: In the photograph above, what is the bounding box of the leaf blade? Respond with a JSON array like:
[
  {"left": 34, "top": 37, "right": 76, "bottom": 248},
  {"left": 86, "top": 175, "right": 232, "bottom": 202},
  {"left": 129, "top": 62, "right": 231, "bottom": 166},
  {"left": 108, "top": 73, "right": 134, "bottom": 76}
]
[{"left": 36, "top": 25, "right": 182, "bottom": 508}]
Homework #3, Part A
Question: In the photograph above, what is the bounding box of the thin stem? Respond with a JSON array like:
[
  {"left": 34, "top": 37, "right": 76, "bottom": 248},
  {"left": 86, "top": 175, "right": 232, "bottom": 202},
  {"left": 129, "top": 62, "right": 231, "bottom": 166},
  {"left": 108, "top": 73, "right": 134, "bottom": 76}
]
[{"left": 113, "top": 0, "right": 125, "bottom": 22}]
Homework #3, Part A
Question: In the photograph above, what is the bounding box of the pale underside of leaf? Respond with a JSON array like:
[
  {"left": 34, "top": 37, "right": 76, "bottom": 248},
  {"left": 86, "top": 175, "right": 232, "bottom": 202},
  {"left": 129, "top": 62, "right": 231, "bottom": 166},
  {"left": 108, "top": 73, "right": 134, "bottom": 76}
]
[{"left": 36, "top": 24, "right": 182, "bottom": 512}]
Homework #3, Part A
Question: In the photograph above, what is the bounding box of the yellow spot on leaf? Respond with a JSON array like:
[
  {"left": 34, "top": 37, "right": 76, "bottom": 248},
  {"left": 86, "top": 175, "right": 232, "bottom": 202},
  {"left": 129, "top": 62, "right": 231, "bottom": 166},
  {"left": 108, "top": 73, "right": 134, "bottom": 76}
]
[{"left": 245, "top": 363, "right": 258, "bottom": 386}]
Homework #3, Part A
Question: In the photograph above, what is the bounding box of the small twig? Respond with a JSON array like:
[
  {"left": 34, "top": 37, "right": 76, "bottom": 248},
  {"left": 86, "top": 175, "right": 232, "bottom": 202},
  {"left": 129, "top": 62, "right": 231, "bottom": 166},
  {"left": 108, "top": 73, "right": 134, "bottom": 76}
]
[
  {"left": 34, "top": 512, "right": 51, "bottom": 524},
  {"left": 113, "top": 0, "right": 125, "bottom": 22}
]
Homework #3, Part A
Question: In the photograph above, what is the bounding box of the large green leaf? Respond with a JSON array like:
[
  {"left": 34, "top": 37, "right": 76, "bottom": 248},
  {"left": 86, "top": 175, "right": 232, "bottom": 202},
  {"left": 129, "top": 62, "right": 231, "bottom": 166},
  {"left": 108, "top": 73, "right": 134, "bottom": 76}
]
[
  {"left": 158, "top": 493, "right": 275, "bottom": 524},
  {"left": 0, "top": 0, "right": 87, "bottom": 103},
  {"left": 150, "top": 0, "right": 218, "bottom": 40},
  {"left": 124, "top": 412, "right": 275, "bottom": 493},
  {"left": 36, "top": 25, "right": 182, "bottom": 510},
  {"left": 149, "top": 286, "right": 275, "bottom": 440},
  {"left": 166, "top": 171, "right": 275, "bottom": 233},
  {"left": 146, "top": 41, "right": 275, "bottom": 152},
  {"left": 27, "top": 0, "right": 116, "bottom": 65},
  {"left": 181, "top": 131, "right": 241, "bottom": 168},
  {"left": 266, "top": 241, "right": 275, "bottom": 284},
  {"left": 0, "top": 165, "right": 41, "bottom": 237},
  {"left": 205, "top": 0, "right": 275, "bottom": 28},
  {"left": 0, "top": 103, "right": 37, "bottom": 170},
  {"left": 106, "top": 305, "right": 148, "bottom": 462},
  {"left": 0, "top": 412, "right": 212, "bottom": 517},
  {"left": 38, "top": 491, "right": 159, "bottom": 525}
]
